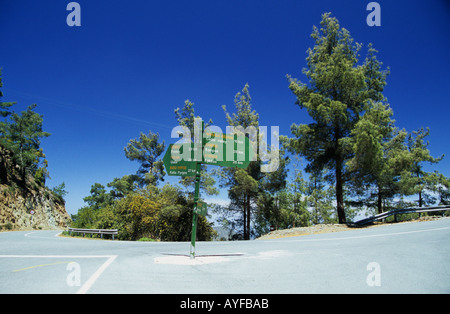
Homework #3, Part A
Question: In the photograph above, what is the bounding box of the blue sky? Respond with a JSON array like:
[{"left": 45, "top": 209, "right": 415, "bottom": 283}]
[{"left": 1, "top": 0, "right": 449, "bottom": 216}]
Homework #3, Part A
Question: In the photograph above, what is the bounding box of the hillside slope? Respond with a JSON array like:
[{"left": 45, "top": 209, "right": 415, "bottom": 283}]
[{"left": 0, "top": 146, "right": 71, "bottom": 230}]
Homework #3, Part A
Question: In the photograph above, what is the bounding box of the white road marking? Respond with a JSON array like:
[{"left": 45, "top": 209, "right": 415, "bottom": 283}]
[
  {"left": 76, "top": 255, "right": 117, "bottom": 294},
  {"left": 23, "top": 231, "right": 63, "bottom": 240},
  {"left": 0, "top": 254, "right": 118, "bottom": 294}
]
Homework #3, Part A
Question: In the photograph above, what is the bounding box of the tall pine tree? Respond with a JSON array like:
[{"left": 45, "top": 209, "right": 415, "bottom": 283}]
[
  {"left": 3, "top": 104, "right": 50, "bottom": 185},
  {"left": 287, "top": 13, "right": 389, "bottom": 223},
  {"left": 221, "top": 83, "right": 262, "bottom": 239},
  {"left": 0, "top": 71, "right": 50, "bottom": 187}
]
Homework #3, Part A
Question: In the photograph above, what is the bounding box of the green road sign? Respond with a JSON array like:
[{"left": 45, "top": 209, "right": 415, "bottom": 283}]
[
  {"left": 202, "top": 131, "right": 255, "bottom": 168},
  {"left": 163, "top": 144, "right": 197, "bottom": 176},
  {"left": 194, "top": 201, "right": 207, "bottom": 216},
  {"left": 163, "top": 134, "right": 255, "bottom": 175}
]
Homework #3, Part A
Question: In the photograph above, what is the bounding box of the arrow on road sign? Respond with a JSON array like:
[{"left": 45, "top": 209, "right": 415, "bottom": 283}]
[{"left": 163, "top": 144, "right": 197, "bottom": 177}]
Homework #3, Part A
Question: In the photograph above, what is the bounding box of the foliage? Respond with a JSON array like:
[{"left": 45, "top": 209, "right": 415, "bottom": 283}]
[
  {"left": 285, "top": 13, "right": 441, "bottom": 223},
  {"left": 1, "top": 104, "right": 50, "bottom": 184},
  {"left": 286, "top": 13, "right": 371, "bottom": 223},
  {"left": 72, "top": 182, "right": 216, "bottom": 241},
  {"left": 0, "top": 69, "right": 15, "bottom": 131},
  {"left": 82, "top": 183, "right": 112, "bottom": 211},
  {"left": 218, "top": 83, "right": 262, "bottom": 239},
  {"left": 400, "top": 127, "right": 444, "bottom": 207},
  {"left": 345, "top": 100, "right": 409, "bottom": 214},
  {"left": 0, "top": 71, "right": 51, "bottom": 190},
  {"left": 174, "top": 99, "right": 218, "bottom": 196},
  {"left": 307, "top": 169, "right": 336, "bottom": 224},
  {"left": 124, "top": 131, "right": 165, "bottom": 186},
  {"left": 107, "top": 174, "right": 140, "bottom": 199},
  {"left": 51, "top": 182, "right": 68, "bottom": 203}
]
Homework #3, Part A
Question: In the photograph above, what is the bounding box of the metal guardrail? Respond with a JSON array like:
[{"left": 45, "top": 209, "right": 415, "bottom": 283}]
[
  {"left": 351, "top": 205, "right": 450, "bottom": 227},
  {"left": 67, "top": 227, "right": 118, "bottom": 240}
]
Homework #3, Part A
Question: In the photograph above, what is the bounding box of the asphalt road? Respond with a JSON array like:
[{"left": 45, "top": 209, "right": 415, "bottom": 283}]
[{"left": 1, "top": 218, "right": 449, "bottom": 294}]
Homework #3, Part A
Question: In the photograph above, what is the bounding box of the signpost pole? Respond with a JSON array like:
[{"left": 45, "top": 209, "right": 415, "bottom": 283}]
[
  {"left": 190, "top": 119, "right": 204, "bottom": 259},
  {"left": 190, "top": 161, "right": 201, "bottom": 259}
]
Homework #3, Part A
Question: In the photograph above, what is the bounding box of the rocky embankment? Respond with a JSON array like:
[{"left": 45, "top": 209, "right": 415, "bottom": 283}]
[
  {"left": 0, "top": 145, "right": 71, "bottom": 231},
  {"left": 0, "top": 184, "right": 71, "bottom": 230}
]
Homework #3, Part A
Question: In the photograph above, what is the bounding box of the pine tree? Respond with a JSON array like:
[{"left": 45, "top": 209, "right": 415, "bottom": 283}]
[
  {"left": 221, "top": 83, "right": 262, "bottom": 239},
  {"left": 173, "top": 99, "right": 218, "bottom": 196},
  {"left": 286, "top": 157, "right": 310, "bottom": 227},
  {"left": 256, "top": 142, "right": 295, "bottom": 231},
  {"left": 3, "top": 104, "right": 50, "bottom": 185},
  {"left": 223, "top": 83, "right": 259, "bottom": 129},
  {"left": 401, "top": 127, "right": 444, "bottom": 207},
  {"left": 306, "top": 169, "right": 335, "bottom": 224},
  {"left": 107, "top": 174, "right": 141, "bottom": 199},
  {"left": 287, "top": 13, "right": 368, "bottom": 223},
  {"left": 0, "top": 72, "right": 50, "bottom": 187},
  {"left": 346, "top": 100, "right": 408, "bottom": 214},
  {"left": 0, "top": 69, "right": 15, "bottom": 121},
  {"left": 124, "top": 131, "right": 165, "bottom": 186},
  {"left": 83, "top": 183, "right": 112, "bottom": 211},
  {"left": 434, "top": 172, "right": 450, "bottom": 206},
  {"left": 0, "top": 71, "right": 16, "bottom": 184},
  {"left": 362, "top": 44, "right": 390, "bottom": 103}
]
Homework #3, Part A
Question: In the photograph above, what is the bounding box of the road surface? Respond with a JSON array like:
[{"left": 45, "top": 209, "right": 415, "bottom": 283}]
[{"left": 1, "top": 218, "right": 449, "bottom": 294}]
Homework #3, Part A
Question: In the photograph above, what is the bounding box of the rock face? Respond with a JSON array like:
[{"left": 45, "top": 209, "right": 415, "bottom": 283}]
[
  {"left": 0, "top": 184, "right": 71, "bottom": 230},
  {"left": 0, "top": 146, "right": 71, "bottom": 230}
]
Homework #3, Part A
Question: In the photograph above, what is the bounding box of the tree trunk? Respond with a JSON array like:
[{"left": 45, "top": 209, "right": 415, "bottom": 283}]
[
  {"left": 377, "top": 186, "right": 383, "bottom": 215},
  {"left": 245, "top": 193, "right": 251, "bottom": 240},
  {"left": 0, "top": 152, "right": 8, "bottom": 184},
  {"left": 243, "top": 196, "right": 247, "bottom": 240},
  {"left": 335, "top": 158, "right": 346, "bottom": 224}
]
